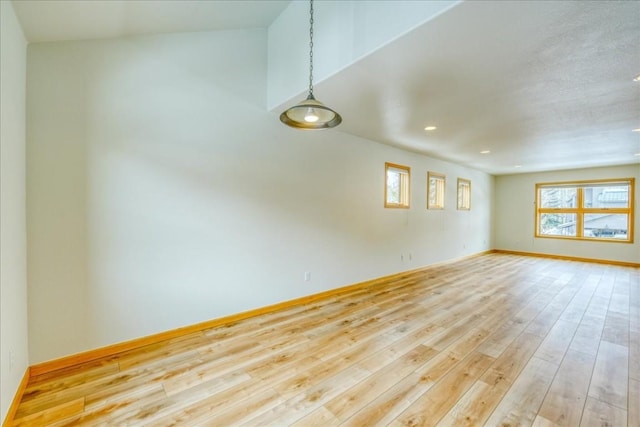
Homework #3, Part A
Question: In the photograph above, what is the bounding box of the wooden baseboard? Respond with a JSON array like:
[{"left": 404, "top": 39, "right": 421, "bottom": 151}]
[
  {"left": 29, "top": 247, "right": 637, "bottom": 379},
  {"left": 7, "top": 247, "right": 633, "bottom": 423},
  {"left": 2, "top": 367, "right": 30, "bottom": 427},
  {"left": 491, "top": 249, "right": 640, "bottom": 268},
  {"left": 30, "top": 250, "right": 492, "bottom": 378},
  {"left": 7, "top": 248, "right": 630, "bottom": 423}
]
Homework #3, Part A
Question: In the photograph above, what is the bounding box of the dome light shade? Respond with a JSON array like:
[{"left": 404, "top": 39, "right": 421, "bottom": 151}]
[{"left": 280, "top": 94, "right": 342, "bottom": 130}]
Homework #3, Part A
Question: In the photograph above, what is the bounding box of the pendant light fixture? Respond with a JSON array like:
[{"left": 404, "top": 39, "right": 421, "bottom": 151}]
[{"left": 280, "top": 0, "right": 342, "bottom": 130}]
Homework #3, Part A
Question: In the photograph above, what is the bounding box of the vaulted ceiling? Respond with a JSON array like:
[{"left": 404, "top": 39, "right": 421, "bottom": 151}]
[{"left": 11, "top": 0, "right": 640, "bottom": 175}]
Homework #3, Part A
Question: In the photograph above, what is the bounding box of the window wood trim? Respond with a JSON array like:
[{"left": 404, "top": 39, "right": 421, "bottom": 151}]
[
  {"left": 384, "top": 162, "right": 411, "bottom": 209},
  {"left": 457, "top": 178, "right": 471, "bottom": 210},
  {"left": 534, "top": 178, "right": 634, "bottom": 243},
  {"left": 427, "top": 172, "right": 446, "bottom": 210}
]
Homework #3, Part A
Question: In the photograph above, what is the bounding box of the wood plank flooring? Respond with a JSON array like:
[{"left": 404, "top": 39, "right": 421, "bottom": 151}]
[{"left": 9, "top": 253, "right": 639, "bottom": 426}]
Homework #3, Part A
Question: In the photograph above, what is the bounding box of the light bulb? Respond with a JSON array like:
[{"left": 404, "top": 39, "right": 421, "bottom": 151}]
[{"left": 304, "top": 108, "right": 319, "bottom": 123}]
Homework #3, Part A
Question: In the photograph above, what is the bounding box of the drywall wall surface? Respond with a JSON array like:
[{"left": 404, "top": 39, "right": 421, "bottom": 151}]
[
  {"left": 27, "top": 28, "right": 492, "bottom": 363},
  {"left": 0, "top": 0, "right": 29, "bottom": 421},
  {"left": 267, "top": 0, "right": 460, "bottom": 110},
  {"left": 495, "top": 164, "right": 640, "bottom": 263}
]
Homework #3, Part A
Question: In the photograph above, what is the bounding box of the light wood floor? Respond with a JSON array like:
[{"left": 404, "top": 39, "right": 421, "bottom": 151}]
[{"left": 10, "top": 253, "right": 639, "bottom": 426}]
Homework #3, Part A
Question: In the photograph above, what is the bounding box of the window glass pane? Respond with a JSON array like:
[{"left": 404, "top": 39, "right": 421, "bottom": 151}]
[
  {"left": 535, "top": 179, "right": 633, "bottom": 242},
  {"left": 539, "top": 187, "right": 577, "bottom": 208},
  {"left": 385, "top": 163, "right": 410, "bottom": 208},
  {"left": 539, "top": 213, "right": 577, "bottom": 236},
  {"left": 457, "top": 179, "right": 471, "bottom": 210},
  {"left": 428, "top": 178, "right": 437, "bottom": 205},
  {"left": 584, "top": 186, "right": 629, "bottom": 208},
  {"left": 386, "top": 170, "right": 401, "bottom": 204},
  {"left": 428, "top": 173, "right": 445, "bottom": 209},
  {"left": 583, "top": 214, "right": 628, "bottom": 239}
]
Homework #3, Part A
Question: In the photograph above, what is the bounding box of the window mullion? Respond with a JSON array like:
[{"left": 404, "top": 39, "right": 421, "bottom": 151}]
[{"left": 577, "top": 188, "right": 584, "bottom": 237}]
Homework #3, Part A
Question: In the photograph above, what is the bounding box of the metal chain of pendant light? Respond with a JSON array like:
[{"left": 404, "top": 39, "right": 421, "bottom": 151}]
[{"left": 280, "top": 0, "right": 342, "bottom": 129}]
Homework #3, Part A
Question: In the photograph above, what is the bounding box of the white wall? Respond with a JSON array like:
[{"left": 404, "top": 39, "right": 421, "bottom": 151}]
[
  {"left": 495, "top": 164, "right": 640, "bottom": 264},
  {"left": 0, "top": 0, "right": 29, "bottom": 421},
  {"left": 26, "top": 29, "right": 493, "bottom": 364}
]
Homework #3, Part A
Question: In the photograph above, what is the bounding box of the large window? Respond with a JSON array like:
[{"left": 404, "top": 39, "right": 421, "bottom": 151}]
[
  {"left": 427, "top": 172, "right": 446, "bottom": 209},
  {"left": 385, "top": 162, "right": 410, "bottom": 208},
  {"left": 535, "top": 178, "right": 634, "bottom": 242}
]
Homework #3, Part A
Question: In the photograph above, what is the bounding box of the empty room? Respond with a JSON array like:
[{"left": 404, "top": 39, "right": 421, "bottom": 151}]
[{"left": 1, "top": 0, "right": 639, "bottom": 426}]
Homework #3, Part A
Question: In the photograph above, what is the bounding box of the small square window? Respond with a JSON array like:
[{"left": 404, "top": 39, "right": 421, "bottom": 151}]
[
  {"left": 427, "top": 172, "right": 446, "bottom": 209},
  {"left": 385, "top": 162, "right": 410, "bottom": 208},
  {"left": 457, "top": 178, "right": 471, "bottom": 210}
]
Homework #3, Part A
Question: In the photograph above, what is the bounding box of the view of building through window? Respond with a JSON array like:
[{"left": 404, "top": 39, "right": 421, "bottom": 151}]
[{"left": 536, "top": 180, "right": 633, "bottom": 242}]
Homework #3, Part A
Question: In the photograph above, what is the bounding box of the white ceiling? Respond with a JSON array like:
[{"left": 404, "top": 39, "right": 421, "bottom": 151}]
[
  {"left": 11, "top": 0, "right": 290, "bottom": 42},
  {"left": 10, "top": 0, "right": 640, "bottom": 175},
  {"left": 316, "top": 0, "right": 640, "bottom": 174}
]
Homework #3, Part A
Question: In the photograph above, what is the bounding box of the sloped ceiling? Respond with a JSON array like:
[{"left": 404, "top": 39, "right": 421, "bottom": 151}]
[
  {"left": 11, "top": 0, "right": 290, "bottom": 42},
  {"left": 314, "top": 0, "right": 640, "bottom": 174},
  {"left": 11, "top": 0, "right": 640, "bottom": 174}
]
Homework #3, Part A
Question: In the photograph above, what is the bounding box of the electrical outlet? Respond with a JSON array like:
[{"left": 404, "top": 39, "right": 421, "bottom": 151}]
[{"left": 304, "top": 272, "right": 311, "bottom": 282}]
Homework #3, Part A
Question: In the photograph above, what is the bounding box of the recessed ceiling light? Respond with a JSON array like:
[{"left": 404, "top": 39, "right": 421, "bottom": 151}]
[
  {"left": 514, "top": 165, "right": 522, "bottom": 168},
  {"left": 480, "top": 150, "right": 491, "bottom": 154},
  {"left": 634, "top": 74, "right": 640, "bottom": 82},
  {"left": 633, "top": 128, "right": 640, "bottom": 132},
  {"left": 635, "top": 153, "right": 640, "bottom": 157},
  {"left": 424, "top": 126, "right": 437, "bottom": 131}
]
